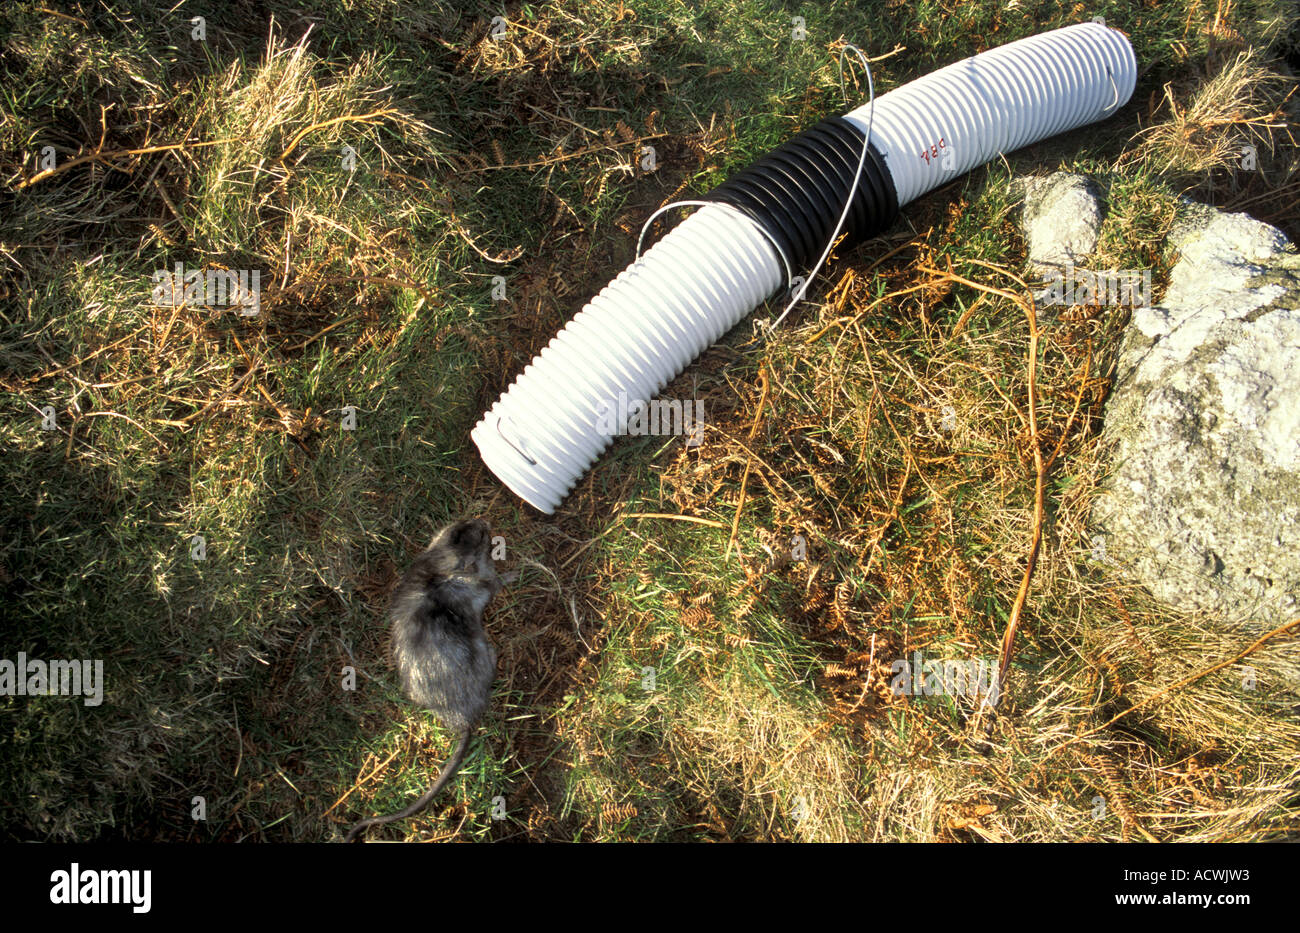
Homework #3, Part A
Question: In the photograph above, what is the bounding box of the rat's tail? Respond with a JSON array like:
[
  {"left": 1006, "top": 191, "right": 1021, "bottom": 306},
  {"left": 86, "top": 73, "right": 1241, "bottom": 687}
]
[{"left": 344, "top": 731, "right": 472, "bottom": 842}]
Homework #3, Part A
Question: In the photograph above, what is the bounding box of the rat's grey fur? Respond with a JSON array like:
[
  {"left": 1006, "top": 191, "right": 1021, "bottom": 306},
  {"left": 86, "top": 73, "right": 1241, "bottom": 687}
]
[{"left": 345, "top": 518, "right": 502, "bottom": 842}]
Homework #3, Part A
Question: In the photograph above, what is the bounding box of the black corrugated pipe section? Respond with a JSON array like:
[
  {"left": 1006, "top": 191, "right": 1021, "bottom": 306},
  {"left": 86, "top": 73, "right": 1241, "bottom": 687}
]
[{"left": 704, "top": 117, "right": 899, "bottom": 269}]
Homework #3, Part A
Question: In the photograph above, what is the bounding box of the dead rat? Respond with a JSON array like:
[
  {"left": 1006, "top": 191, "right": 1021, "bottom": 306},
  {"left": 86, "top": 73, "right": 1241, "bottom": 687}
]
[{"left": 345, "top": 517, "right": 505, "bottom": 842}]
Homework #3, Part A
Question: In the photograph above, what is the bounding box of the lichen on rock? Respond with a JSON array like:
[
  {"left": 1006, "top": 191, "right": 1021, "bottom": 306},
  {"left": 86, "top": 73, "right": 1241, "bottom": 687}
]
[{"left": 1090, "top": 200, "right": 1300, "bottom": 633}]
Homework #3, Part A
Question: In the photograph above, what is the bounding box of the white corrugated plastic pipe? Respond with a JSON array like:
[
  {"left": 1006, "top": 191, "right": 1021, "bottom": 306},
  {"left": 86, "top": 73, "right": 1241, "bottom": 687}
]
[{"left": 472, "top": 22, "right": 1136, "bottom": 514}]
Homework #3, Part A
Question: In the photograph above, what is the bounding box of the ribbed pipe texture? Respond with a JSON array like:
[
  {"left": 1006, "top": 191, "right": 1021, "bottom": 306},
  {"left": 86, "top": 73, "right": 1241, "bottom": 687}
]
[
  {"left": 471, "top": 203, "right": 783, "bottom": 513},
  {"left": 704, "top": 118, "right": 898, "bottom": 269},
  {"left": 847, "top": 21, "right": 1136, "bottom": 205}
]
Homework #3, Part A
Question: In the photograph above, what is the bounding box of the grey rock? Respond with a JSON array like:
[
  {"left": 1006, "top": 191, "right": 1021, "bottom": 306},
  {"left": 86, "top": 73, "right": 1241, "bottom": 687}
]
[
  {"left": 1020, "top": 172, "right": 1105, "bottom": 276},
  {"left": 1091, "top": 200, "right": 1300, "bottom": 630}
]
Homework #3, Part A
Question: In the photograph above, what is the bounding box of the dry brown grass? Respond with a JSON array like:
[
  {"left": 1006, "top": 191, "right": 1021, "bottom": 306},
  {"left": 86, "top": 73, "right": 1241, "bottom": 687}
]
[
  {"left": 6, "top": 0, "right": 1298, "bottom": 842},
  {"left": 1134, "top": 48, "right": 1293, "bottom": 179},
  {"left": 553, "top": 198, "right": 1300, "bottom": 839}
]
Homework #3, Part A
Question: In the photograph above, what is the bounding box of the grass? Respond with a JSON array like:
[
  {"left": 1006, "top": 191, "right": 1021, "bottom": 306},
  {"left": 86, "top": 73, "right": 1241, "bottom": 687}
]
[{"left": 1, "top": 0, "right": 1298, "bottom": 841}]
